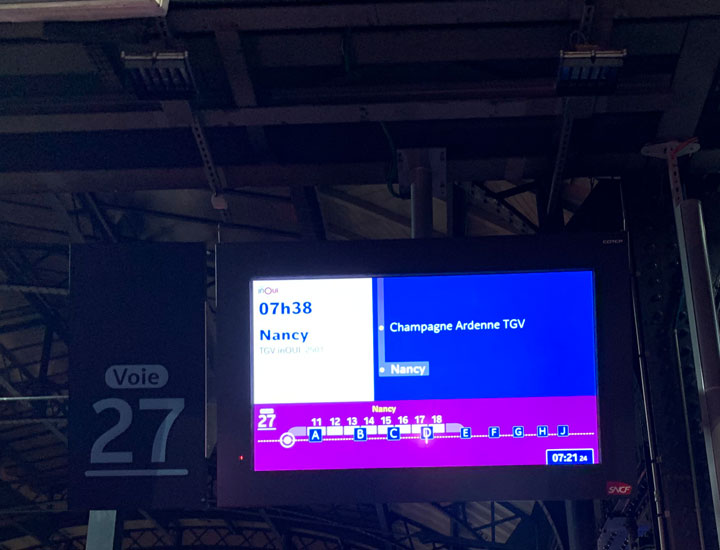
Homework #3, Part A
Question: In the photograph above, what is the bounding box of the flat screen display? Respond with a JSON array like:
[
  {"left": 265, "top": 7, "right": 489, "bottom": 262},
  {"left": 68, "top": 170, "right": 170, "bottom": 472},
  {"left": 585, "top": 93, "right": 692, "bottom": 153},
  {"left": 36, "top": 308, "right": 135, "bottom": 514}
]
[{"left": 251, "top": 270, "right": 600, "bottom": 472}]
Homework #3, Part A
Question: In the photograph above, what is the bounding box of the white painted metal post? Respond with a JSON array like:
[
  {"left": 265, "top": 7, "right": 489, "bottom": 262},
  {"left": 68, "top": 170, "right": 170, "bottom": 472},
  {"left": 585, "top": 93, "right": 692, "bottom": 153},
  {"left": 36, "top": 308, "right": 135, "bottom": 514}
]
[
  {"left": 675, "top": 199, "right": 720, "bottom": 550},
  {"left": 643, "top": 139, "right": 720, "bottom": 550},
  {"left": 410, "top": 167, "right": 433, "bottom": 239},
  {"left": 86, "top": 510, "right": 122, "bottom": 550},
  {"left": 398, "top": 148, "right": 446, "bottom": 239}
]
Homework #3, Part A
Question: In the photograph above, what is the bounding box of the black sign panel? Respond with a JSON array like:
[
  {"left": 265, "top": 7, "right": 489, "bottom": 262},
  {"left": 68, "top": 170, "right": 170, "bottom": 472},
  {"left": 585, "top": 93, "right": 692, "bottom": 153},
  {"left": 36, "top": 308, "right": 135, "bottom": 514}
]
[{"left": 69, "top": 244, "right": 206, "bottom": 509}]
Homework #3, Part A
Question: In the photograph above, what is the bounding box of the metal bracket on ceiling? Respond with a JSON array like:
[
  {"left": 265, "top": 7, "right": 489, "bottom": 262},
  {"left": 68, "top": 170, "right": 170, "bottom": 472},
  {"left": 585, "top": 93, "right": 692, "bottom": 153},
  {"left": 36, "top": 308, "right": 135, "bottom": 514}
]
[
  {"left": 397, "top": 148, "right": 447, "bottom": 200},
  {"left": 162, "top": 100, "right": 230, "bottom": 218},
  {"left": 189, "top": 115, "right": 223, "bottom": 196},
  {"left": 641, "top": 139, "right": 701, "bottom": 206},
  {"left": 397, "top": 148, "right": 446, "bottom": 239},
  {"left": 461, "top": 183, "right": 534, "bottom": 235},
  {"left": 545, "top": 98, "right": 574, "bottom": 222},
  {"left": 191, "top": 114, "right": 230, "bottom": 219},
  {"left": 642, "top": 137, "right": 720, "bottom": 550},
  {"left": 578, "top": 1, "right": 595, "bottom": 45}
]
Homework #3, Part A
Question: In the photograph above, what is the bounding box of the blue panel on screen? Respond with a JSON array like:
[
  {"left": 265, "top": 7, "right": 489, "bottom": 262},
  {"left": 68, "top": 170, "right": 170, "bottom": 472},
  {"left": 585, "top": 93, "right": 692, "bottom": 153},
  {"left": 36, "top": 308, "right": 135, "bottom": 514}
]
[{"left": 375, "top": 271, "right": 596, "bottom": 401}]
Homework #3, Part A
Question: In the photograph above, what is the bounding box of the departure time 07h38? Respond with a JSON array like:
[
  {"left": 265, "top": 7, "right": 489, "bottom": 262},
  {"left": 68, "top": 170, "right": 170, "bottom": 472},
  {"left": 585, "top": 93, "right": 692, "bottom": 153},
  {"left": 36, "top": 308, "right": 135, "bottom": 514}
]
[{"left": 258, "top": 301, "right": 313, "bottom": 315}]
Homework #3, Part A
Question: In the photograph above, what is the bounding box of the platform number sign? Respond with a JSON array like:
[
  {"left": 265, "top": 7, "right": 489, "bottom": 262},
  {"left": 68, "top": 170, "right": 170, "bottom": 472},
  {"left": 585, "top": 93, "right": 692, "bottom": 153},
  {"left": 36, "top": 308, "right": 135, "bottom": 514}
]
[
  {"left": 90, "top": 396, "right": 183, "bottom": 466},
  {"left": 70, "top": 244, "right": 206, "bottom": 509},
  {"left": 88, "top": 396, "right": 183, "bottom": 476}
]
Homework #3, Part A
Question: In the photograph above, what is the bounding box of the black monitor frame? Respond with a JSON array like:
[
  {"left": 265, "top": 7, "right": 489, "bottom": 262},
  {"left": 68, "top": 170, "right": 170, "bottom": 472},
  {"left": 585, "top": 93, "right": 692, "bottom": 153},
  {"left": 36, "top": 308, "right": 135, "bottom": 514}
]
[{"left": 216, "top": 233, "right": 636, "bottom": 506}]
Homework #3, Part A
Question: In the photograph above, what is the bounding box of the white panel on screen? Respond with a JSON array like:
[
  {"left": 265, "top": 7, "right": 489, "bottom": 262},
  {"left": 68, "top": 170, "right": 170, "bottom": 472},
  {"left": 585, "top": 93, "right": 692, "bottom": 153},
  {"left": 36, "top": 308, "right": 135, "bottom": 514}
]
[{"left": 253, "top": 278, "right": 374, "bottom": 404}]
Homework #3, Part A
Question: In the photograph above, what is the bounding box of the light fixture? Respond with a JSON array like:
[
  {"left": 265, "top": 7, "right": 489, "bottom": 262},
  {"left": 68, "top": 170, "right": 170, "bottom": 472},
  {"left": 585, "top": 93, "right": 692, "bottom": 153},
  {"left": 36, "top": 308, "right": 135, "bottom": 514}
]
[
  {"left": 556, "top": 47, "right": 627, "bottom": 96},
  {"left": 0, "top": 0, "right": 168, "bottom": 22},
  {"left": 121, "top": 51, "right": 196, "bottom": 100}
]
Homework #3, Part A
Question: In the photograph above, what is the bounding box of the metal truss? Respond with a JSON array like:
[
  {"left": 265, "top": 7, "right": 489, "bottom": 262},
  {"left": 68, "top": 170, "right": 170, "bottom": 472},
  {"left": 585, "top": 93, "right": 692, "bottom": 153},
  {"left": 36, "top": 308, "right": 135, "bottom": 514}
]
[
  {"left": 0, "top": 242, "right": 70, "bottom": 517},
  {"left": 0, "top": 207, "right": 565, "bottom": 550},
  {"left": 0, "top": 502, "right": 562, "bottom": 550}
]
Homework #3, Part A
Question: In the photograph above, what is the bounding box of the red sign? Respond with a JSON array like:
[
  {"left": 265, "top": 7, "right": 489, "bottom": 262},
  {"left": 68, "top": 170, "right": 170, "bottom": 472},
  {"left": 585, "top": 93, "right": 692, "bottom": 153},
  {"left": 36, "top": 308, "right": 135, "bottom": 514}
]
[{"left": 606, "top": 481, "right": 633, "bottom": 496}]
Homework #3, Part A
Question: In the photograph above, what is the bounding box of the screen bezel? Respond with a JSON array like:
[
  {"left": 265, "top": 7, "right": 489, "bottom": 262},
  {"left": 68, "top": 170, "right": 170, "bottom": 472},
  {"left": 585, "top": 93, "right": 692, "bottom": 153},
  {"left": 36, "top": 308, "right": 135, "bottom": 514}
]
[{"left": 216, "top": 233, "right": 635, "bottom": 505}]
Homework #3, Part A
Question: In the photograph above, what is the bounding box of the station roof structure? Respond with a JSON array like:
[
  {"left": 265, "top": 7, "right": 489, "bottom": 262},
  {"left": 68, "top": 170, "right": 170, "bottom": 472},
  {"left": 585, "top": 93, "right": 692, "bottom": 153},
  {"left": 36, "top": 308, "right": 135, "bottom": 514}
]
[{"left": 0, "top": 0, "right": 719, "bottom": 548}]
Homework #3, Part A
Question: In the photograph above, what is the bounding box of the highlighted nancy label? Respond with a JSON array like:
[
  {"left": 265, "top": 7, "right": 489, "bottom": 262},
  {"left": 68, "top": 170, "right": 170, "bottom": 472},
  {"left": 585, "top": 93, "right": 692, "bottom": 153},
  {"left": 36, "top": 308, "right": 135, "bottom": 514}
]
[{"left": 379, "top": 362, "right": 430, "bottom": 377}]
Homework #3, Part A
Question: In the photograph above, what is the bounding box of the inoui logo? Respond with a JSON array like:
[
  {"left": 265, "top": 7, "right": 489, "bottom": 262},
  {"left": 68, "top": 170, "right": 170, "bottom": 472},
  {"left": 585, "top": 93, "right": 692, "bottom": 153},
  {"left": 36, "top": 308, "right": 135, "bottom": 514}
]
[
  {"left": 105, "top": 364, "right": 168, "bottom": 389},
  {"left": 257, "top": 287, "right": 278, "bottom": 295}
]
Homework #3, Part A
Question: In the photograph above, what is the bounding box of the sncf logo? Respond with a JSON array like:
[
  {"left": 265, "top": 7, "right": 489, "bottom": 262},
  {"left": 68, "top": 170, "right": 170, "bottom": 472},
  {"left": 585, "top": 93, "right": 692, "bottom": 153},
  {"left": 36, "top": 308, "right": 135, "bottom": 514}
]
[{"left": 606, "top": 481, "right": 632, "bottom": 496}]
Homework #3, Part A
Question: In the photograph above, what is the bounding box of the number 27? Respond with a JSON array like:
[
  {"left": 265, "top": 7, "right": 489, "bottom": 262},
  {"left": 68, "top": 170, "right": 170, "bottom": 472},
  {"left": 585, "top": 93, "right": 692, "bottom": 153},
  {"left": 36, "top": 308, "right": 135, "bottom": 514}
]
[{"left": 90, "top": 398, "right": 185, "bottom": 464}]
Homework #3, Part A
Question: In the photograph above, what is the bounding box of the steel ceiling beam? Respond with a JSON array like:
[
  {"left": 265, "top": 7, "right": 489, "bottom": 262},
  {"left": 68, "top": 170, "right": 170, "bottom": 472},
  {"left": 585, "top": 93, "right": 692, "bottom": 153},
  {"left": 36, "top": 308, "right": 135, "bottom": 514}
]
[
  {"left": 215, "top": 30, "right": 258, "bottom": 109},
  {"left": 320, "top": 187, "right": 421, "bottom": 235},
  {"left": 0, "top": 369, "right": 66, "bottom": 445},
  {"left": 244, "top": 22, "right": 679, "bottom": 69},
  {"left": 0, "top": 251, "right": 69, "bottom": 343},
  {"left": 0, "top": 93, "right": 671, "bottom": 133},
  {"left": 46, "top": 194, "right": 85, "bottom": 244},
  {"left": 250, "top": 27, "right": 568, "bottom": 67},
  {"left": 430, "top": 503, "right": 487, "bottom": 545},
  {"left": 166, "top": 0, "right": 720, "bottom": 33},
  {"left": 38, "top": 326, "right": 54, "bottom": 384},
  {"left": 464, "top": 183, "right": 536, "bottom": 234},
  {"left": 0, "top": 507, "right": 551, "bottom": 550},
  {"left": 634, "top": 20, "right": 720, "bottom": 547},
  {"left": 214, "top": 30, "right": 272, "bottom": 161},
  {"left": 0, "top": 284, "right": 69, "bottom": 296},
  {"left": 0, "top": 43, "right": 94, "bottom": 76},
  {"left": 80, "top": 193, "right": 118, "bottom": 243},
  {"left": 98, "top": 203, "right": 299, "bottom": 239},
  {"left": 290, "top": 187, "right": 326, "bottom": 241},
  {"left": 0, "top": 340, "right": 41, "bottom": 388},
  {"left": 325, "top": 224, "right": 366, "bottom": 241},
  {"left": 0, "top": 313, "right": 65, "bottom": 395},
  {"left": 656, "top": 19, "right": 720, "bottom": 139},
  {"left": 168, "top": 1, "right": 581, "bottom": 32},
  {"left": 0, "top": 24, "right": 684, "bottom": 74},
  {"left": 0, "top": 317, "right": 45, "bottom": 335},
  {"left": 2, "top": 150, "right": 720, "bottom": 196}
]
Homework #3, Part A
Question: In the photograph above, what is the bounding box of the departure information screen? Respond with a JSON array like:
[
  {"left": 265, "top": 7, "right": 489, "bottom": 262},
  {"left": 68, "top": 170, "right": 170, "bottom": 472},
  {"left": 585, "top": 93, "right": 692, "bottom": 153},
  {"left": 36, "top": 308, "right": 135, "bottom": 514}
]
[{"left": 251, "top": 271, "right": 600, "bottom": 471}]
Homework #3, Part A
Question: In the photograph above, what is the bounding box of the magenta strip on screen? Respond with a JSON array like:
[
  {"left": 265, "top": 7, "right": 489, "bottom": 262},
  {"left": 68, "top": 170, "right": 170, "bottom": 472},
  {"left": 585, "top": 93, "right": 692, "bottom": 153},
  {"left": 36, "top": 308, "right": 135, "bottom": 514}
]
[{"left": 253, "top": 396, "right": 599, "bottom": 471}]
